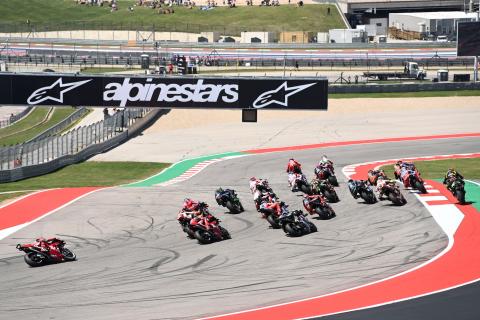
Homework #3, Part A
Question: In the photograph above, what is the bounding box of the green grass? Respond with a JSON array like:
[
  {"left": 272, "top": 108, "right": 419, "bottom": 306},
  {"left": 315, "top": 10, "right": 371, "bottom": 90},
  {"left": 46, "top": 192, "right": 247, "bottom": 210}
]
[
  {"left": 0, "top": 1, "right": 344, "bottom": 34},
  {"left": 329, "top": 90, "right": 480, "bottom": 99},
  {"left": 380, "top": 158, "right": 480, "bottom": 180},
  {"left": 0, "top": 107, "right": 77, "bottom": 146},
  {"left": 0, "top": 161, "right": 170, "bottom": 193},
  {"left": 0, "top": 192, "right": 31, "bottom": 203}
]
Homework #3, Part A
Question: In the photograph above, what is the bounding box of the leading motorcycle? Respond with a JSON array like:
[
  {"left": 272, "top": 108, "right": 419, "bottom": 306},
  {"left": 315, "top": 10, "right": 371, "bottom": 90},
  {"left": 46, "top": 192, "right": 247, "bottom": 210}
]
[{"left": 16, "top": 238, "right": 76, "bottom": 267}]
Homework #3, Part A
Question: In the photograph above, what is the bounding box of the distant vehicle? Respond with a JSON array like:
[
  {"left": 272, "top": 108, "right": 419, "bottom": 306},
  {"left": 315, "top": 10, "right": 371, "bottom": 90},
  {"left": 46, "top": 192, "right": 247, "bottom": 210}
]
[
  {"left": 436, "top": 35, "right": 448, "bottom": 42},
  {"left": 363, "top": 61, "right": 427, "bottom": 81}
]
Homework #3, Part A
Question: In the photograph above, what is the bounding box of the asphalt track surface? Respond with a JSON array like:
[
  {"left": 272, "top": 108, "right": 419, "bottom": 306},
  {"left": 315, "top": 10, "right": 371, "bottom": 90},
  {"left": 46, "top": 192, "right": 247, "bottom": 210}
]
[{"left": 0, "top": 137, "right": 478, "bottom": 320}]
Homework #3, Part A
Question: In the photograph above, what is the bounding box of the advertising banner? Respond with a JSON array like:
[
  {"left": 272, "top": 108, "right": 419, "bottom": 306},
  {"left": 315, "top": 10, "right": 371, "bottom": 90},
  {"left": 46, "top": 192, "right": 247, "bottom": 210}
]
[{"left": 0, "top": 73, "right": 328, "bottom": 110}]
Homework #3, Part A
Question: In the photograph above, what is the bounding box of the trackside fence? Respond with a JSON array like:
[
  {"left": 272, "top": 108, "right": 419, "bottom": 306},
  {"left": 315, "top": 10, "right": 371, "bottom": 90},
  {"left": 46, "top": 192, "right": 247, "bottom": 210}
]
[
  {"left": 0, "top": 107, "right": 33, "bottom": 129},
  {"left": 0, "top": 107, "right": 160, "bottom": 182}
]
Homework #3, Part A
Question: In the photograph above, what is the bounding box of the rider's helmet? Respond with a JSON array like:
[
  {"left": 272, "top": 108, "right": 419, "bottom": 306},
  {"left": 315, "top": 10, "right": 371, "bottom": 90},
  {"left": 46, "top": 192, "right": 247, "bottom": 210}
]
[
  {"left": 216, "top": 187, "right": 224, "bottom": 193},
  {"left": 348, "top": 179, "right": 353, "bottom": 183},
  {"left": 184, "top": 198, "right": 193, "bottom": 206},
  {"left": 36, "top": 237, "right": 46, "bottom": 243},
  {"left": 396, "top": 160, "right": 403, "bottom": 166}
]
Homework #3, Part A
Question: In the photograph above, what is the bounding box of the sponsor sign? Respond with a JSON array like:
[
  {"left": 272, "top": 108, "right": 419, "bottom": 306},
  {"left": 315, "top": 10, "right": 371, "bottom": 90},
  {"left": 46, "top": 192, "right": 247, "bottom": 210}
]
[
  {"left": 457, "top": 22, "right": 480, "bottom": 57},
  {"left": 0, "top": 73, "right": 328, "bottom": 110}
]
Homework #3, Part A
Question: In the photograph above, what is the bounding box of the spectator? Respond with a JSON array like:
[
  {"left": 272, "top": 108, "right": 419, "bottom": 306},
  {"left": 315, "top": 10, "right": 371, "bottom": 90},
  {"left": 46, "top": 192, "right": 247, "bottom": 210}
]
[
  {"left": 14, "top": 158, "right": 22, "bottom": 168},
  {"left": 103, "top": 108, "right": 110, "bottom": 119},
  {"left": 327, "top": 7, "right": 330, "bottom": 15},
  {"left": 295, "top": 61, "right": 299, "bottom": 70}
]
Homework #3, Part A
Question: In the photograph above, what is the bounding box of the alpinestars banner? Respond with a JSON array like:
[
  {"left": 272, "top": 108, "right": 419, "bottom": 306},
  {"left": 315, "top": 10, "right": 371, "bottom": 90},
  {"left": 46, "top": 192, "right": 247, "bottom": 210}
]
[{"left": 0, "top": 73, "right": 328, "bottom": 110}]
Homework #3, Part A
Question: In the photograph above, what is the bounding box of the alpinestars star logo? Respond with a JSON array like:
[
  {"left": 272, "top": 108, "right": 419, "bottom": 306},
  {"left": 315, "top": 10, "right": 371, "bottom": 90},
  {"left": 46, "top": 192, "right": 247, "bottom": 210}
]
[
  {"left": 252, "top": 81, "right": 316, "bottom": 109},
  {"left": 27, "top": 78, "right": 92, "bottom": 105}
]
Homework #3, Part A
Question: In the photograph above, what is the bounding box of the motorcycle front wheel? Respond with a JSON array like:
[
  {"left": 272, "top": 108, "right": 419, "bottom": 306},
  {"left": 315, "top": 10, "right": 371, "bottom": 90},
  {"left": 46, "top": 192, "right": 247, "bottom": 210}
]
[
  {"left": 61, "top": 248, "right": 76, "bottom": 261},
  {"left": 266, "top": 215, "right": 281, "bottom": 229},
  {"left": 455, "top": 189, "right": 466, "bottom": 204}
]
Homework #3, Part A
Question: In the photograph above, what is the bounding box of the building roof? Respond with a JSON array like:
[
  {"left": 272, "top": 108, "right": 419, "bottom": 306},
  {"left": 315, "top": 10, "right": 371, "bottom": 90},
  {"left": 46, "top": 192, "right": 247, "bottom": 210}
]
[{"left": 391, "top": 11, "right": 479, "bottom": 20}]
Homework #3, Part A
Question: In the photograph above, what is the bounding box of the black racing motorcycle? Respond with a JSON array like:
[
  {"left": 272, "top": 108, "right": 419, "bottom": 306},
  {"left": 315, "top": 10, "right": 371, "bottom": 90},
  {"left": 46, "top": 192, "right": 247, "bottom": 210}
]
[
  {"left": 347, "top": 180, "right": 377, "bottom": 204},
  {"left": 279, "top": 210, "right": 317, "bottom": 237},
  {"left": 311, "top": 179, "right": 340, "bottom": 203},
  {"left": 449, "top": 178, "right": 466, "bottom": 204},
  {"left": 215, "top": 189, "right": 244, "bottom": 214}
]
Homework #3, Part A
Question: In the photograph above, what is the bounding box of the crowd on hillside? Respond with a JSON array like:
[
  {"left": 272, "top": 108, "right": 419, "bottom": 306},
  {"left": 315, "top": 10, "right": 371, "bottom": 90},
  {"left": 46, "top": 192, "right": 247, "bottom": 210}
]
[{"left": 75, "top": 0, "right": 301, "bottom": 10}]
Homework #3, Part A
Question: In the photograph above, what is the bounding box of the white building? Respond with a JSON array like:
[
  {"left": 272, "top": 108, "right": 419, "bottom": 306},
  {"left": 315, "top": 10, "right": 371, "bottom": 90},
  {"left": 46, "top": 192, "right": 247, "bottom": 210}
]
[
  {"left": 389, "top": 11, "right": 479, "bottom": 36},
  {"left": 240, "top": 32, "right": 275, "bottom": 44},
  {"left": 329, "top": 29, "right": 368, "bottom": 43}
]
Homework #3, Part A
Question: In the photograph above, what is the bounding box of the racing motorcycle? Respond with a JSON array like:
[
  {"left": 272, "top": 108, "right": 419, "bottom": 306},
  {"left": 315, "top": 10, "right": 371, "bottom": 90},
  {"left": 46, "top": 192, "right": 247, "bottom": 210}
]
[
  {"left": 311, "top": 178, "right": 339, "bottom": 203},
  {"left": 292, "top": 173, "right": 313, "bottom": 195},
  {"left": 348, "top": 180, "right": 377, "bottom": 204},
  {"left": 215, "top": 189, "right": 244, "bottom": 214},
  {"left": 178, "top": 202, "right": 210, "bottom": 239},
  {"left": 16, "top": 238, "right": 76, "bottom": 267},
  {"left": 192, "top": 213, "right": 231, "bottom": 244},
  {"left": 314, "top": 165, "right": 339, "bottom": 187},
  {"left": 302, "top": 195, "right": 336, "bottom": 219},
  {"left": 260, "top": 202, "right": 289, "bottom": 229},
  {"left": 448, "top": 178, "right": 466, "bottom": 204},
  {"left": 403, "top": 169, "right": 427, "bottom": 194},
  {"left": 380, "top": 181, "right": 407, "bottom": 206},
  {"left": 279, "top": 210, "right": 317, "bottom": 237},
  {"left": 254, "top": 191, "right": 278, "bottom": 212}
]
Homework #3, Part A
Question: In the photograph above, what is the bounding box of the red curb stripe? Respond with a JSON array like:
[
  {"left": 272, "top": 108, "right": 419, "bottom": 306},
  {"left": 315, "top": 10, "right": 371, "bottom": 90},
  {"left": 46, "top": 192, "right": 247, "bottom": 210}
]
[
  {"left": 0, "top": 187, "right": 102, "bottom": 231},
  {"left": 202, "top": 165, "right": 480, "bottom": 320},
  {"left": 242, "top": 133, "right": 480, "bottom": 154},
  {"left": 425, "top": 200, "right": 452, "bottom": 206}
]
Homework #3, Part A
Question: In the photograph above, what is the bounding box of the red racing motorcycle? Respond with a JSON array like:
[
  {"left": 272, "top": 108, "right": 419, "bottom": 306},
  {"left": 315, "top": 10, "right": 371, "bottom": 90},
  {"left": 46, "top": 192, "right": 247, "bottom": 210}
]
[
  {"left": 192, "top": 214, "right": 231, "bottom": 244},
  {"left": 16, "top": 238, "right": 76, "bottom": 267}
]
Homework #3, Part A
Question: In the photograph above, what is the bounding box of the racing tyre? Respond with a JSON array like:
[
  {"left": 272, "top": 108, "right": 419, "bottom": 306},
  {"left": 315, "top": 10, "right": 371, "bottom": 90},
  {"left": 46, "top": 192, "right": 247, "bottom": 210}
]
[
  {"left": 266, "top": 215, "right": 281, "bottom": 229},
  {"left": 194, "top": 230, "right": 214, "bottom": 244},
  {"left": 455, "top": 190, "right": 466, "bottom": 205},
  {"left": 324, "top": 190, "right": 339, "bottom": 203},
  {"left": 284, "top": 223, "right": 302, "bottom": 237},
  {"left": 24, "top": 252, "right": 46, "bottom": 267},
  {"left": 416, "top": 181, "right": 427, "bottom": 194},
  {"left": 61, "top": 248, "right": 76, "bottom": 261},
  {"left": 328, "top": 176, "right": 339, "bottom": 187},
  {"left": 219, "top": 226, "right": 231, "bottom": 240},
  {"left": 300, "top": 184, "right": 312, "bottom": 195},
  {"left": 308, "top": 222, "right": 317, "bottom": 233}
]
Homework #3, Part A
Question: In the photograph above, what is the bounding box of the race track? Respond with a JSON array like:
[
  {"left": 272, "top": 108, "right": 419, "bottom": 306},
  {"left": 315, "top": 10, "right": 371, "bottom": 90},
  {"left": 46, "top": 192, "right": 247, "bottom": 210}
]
[{"left": 0, "top": 137, "right": 478, "bottom": 320}]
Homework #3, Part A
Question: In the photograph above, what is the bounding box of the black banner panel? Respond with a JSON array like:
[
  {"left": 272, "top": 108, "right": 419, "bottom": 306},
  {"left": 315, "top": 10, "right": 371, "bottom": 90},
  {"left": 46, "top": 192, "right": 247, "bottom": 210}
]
[
  {"left": 0, "top": 73, "right": 328, "bottom": 110},
  {"left": 457, "top": 21, "right": 480, "bottom": 57}
]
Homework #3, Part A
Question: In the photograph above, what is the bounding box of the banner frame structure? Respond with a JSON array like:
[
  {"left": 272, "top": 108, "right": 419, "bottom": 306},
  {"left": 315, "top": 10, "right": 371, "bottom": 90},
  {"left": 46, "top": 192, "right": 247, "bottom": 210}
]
[{"left": 0, "top": 73, "right": 328, "bottom": 110}]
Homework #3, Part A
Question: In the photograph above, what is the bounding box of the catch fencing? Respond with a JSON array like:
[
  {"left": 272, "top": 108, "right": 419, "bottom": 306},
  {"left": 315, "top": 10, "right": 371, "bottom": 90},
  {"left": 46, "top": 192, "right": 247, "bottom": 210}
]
[
  {"left": 0, "top": 107, "right": 33, "bottom": 129},
  {"left": 0, "top": 53, "right": 475, "bottom": 70},
  {"left": 0, "top": 108, "right": 150, "bottom": 175}
]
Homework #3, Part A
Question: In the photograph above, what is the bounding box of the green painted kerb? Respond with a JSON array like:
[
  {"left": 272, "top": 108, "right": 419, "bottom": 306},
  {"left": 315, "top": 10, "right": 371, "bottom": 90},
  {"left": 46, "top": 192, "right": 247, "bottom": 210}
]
[
  {"left": 125, "top": 152, "right": 246, "bottom": 187},
  {"left": 434, "top": 179, "right": 480, "bottom": 212},
  {"left": 465, "top": 181, "right": 480, "bottom": 212}
]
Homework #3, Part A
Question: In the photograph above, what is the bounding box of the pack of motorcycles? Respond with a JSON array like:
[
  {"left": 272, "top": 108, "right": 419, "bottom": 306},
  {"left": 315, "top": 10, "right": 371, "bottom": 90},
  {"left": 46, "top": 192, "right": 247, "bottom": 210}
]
[{"left": 16, "top": 160, "right": 468, "bottom": 267}]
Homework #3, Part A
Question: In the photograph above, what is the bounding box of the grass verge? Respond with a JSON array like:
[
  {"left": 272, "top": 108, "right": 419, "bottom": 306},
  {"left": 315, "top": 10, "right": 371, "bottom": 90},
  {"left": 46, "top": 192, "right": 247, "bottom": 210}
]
[
  {"left": 380, "top": 158, "right": 480, "bottom": 180},
  {"left": 0, "top": 107, "right": 78, "bottom": 146},
  {"left": 329, "top": 90, "right": 480, "bottom": 99},
  {"left": 0, "top": 1, "right": 344, "bottom": 34},
  {"left": 0, "top": 161, "right": 170, "bottom": 193}
]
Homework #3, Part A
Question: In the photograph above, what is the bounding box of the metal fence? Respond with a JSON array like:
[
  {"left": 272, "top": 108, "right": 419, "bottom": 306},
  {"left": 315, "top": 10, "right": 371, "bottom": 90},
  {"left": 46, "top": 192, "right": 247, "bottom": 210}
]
[
  {"left": 27, "top": 107, "right": 89, "bottom": 143},
  {"left": 0, "top": 53, "right": 475, "bottom": 70},
  {"left": 0, "top": 108, "right": 150, "bottom": 171},
  {"left": 0, "top": 107, "right": 33, "bottom": 129}
]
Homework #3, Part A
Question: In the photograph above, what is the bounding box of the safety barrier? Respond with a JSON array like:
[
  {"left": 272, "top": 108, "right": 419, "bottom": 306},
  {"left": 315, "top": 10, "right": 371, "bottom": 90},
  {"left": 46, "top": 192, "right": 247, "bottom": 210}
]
[
  {"left": 0, "top": 107, "right": 33, "bottom": 129},
  {"left": 0, "top": 108, "right": 162, "bottom": 182},
  {"left": 26, "top": 107, "right": 89, "bottom": 143},
  {"left": 329, "top": 81, "right": 480, "bottom": 94}
]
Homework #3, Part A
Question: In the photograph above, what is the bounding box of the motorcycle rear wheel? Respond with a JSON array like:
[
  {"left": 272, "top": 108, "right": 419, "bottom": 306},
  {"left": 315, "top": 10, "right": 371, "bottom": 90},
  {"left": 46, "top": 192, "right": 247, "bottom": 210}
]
[
  {"left": 328, "top": 176, "right": 339, "bottom": 187},
  {"left": 455, "top": 190, "right": 466, "bottom": 204},
  {"left": 24, "top": 252, "right": 46, "bottom": 267},
  {"left": 266, "top": 215, "right": 281, "bottom": 229},
  {"left": 415, "top": 181, "right": 427, "bottom": 194},
  {"left": 284, "top": 223, "right": 302, "bottom": 237}
]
